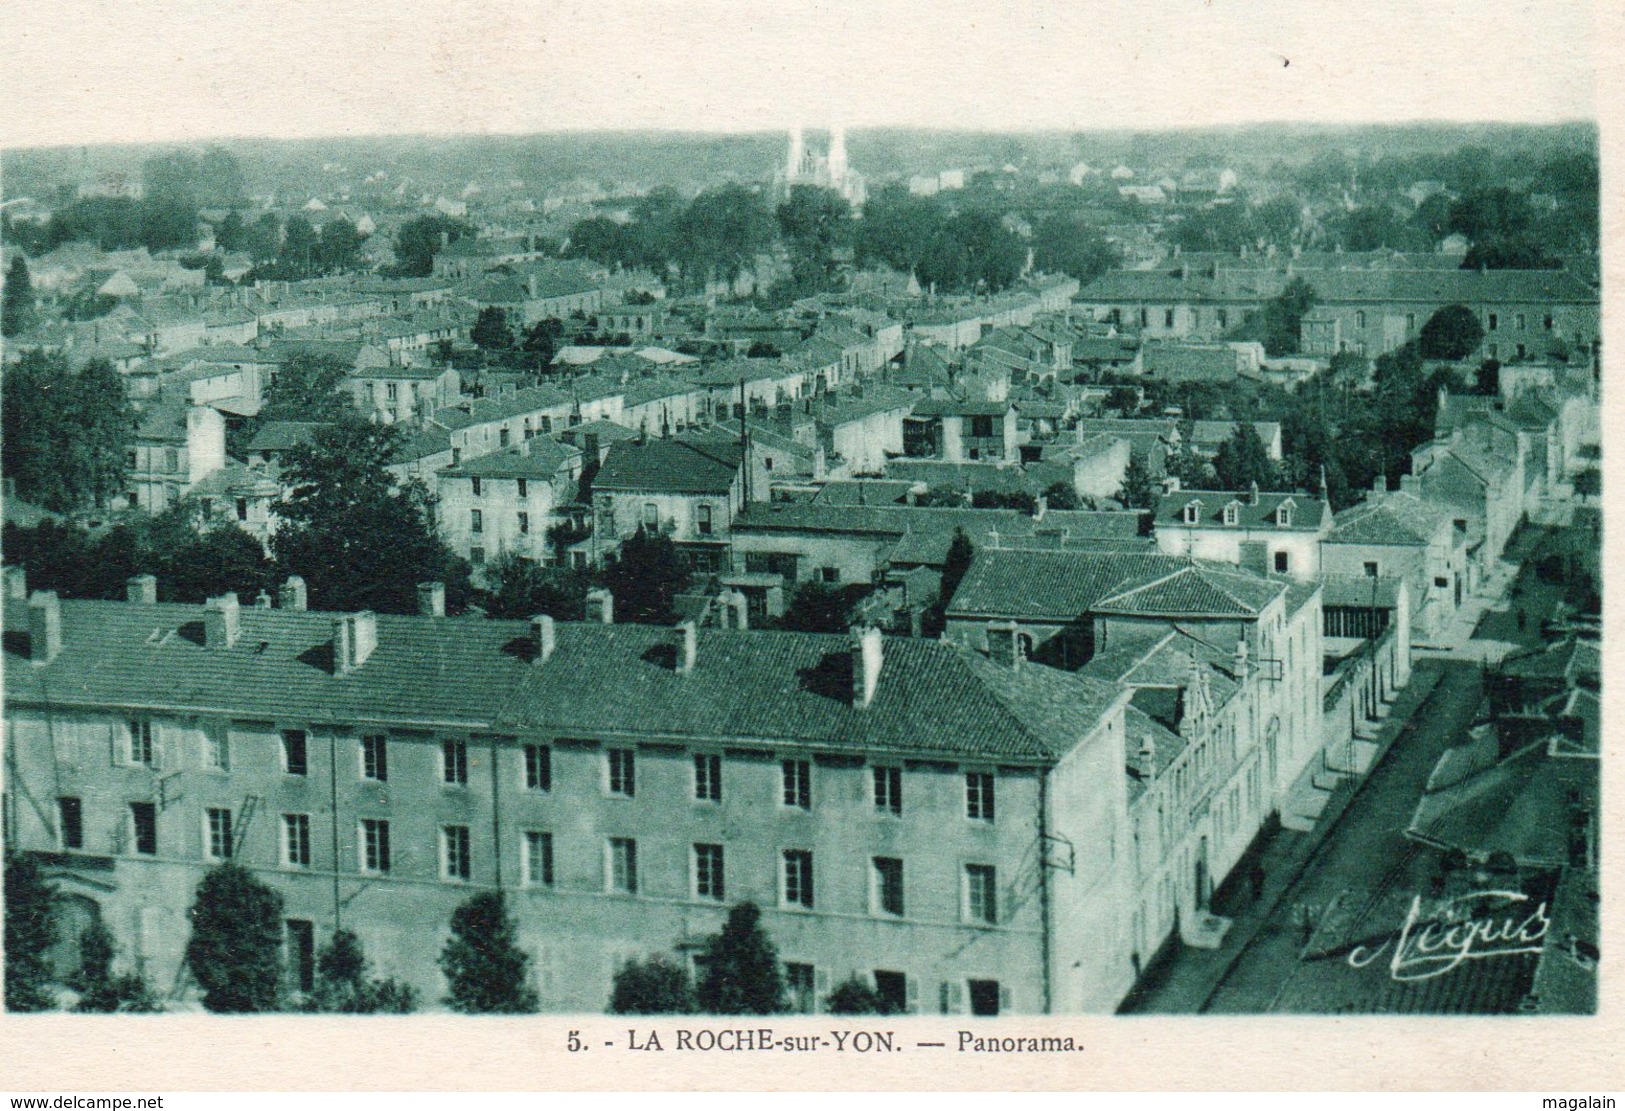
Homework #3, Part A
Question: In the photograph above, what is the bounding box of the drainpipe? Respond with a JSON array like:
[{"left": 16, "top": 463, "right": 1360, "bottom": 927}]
[
  {"left": 490, "top": 733, "right": 503, "bottom": 887},
  {"left": 329, "top": 729, "right": 341, "bottom": 931},
  {"left": 1038, "top": 769, "right": 1053, "bottom": 1014}
]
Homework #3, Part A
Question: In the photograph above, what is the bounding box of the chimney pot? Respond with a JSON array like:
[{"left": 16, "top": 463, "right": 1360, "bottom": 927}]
[
  {"left": 417, "top": 581, "right": 446, "bottom": 617},
  {"left": 676, "top": 620, "right": 698, "bottom": 673},
  {"left": 127, "top": 574, "right": 158, "bottom": 605},
  {"left": 1234, "top": 638, "right": 1250, "bottom": 682},
  {"left": 3, "top": 566, "right": 26, "bottom": 600},
  {"left": 255, "top": 590, "right": 273, "bottom": 608},
  {"left": 533, "top": 614, "right": 556, "bottom": 663},
  {"left": 986, "top": 620, "right": 1024, "bottom": 669},
  {"left": 28, "top": 590, "right": 63, "bottom": 663},
  {"left": 279, "top": 575, "right": 308, "bottom": 611},
  {"left": 726, "top": 589, "right": 748, "bottom": 630},
  {"left": 204, "top": 593, "right": 242, "bottom": 649},
  {"left": 851, "top": 625, "right": 884, "bottom": 708},
  {"left": 335, "top": 611, "right": 378, "bottom": 673},
  {"left": 586, "top": 587, "right": 614, "bottom": 624}
]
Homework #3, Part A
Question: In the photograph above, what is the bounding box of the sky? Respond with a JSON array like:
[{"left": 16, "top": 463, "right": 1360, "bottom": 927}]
[{"left": 0, "top": 0, "right": 1601, "bottom": 148}]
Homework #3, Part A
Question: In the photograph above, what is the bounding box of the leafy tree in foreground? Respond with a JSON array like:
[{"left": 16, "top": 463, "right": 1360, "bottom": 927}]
[
  {"left": 1212, "top": 423, "right": 1281, "bottom": 491},
  {"left": 72, "top": 920, "right": 160, "bottom": 1013},
  {"left": 776, "top": 581, "right": 854, "bottom": 634},
  {"left": 185, "top": 861, "right": 284, "bottom": 1013},
  {"left": 441, "top": 892, "right": 538, "bottom": 1013},
  {"left": 1419, "top": 304, "right": 1486, "bottom": 361},
  {"left": 304, "top": 930, "right": 416, "bottom": 1013},
  {"left": 482, "top": 553, "right": 591, "bottom": 620},
  {"left": 601, "top": 526, "right": 691, "bottom": 625},
  {"left": 260, "top": 352, "right": 352, "bottom": 424},
  {"left": 697, "top": 902, "right": 784, "bottom": 1015},
  {"left": 3, "top": 255, "right": 36, "bottom": 337},
  {"left": 825, "top": 977, "right": 891, "bottom": 1015},
  {"left": 1117, "top": 451, "right": 1159, "bottom": 510},
  {"left": 4, "top": 853, "right": 58, "bottom": 1011},
  {"left": 611, "top": 954, "right": 698, "bottom": 1015},
  {"left": 471, "top": 306, "right": 515, "bottom": 351}
]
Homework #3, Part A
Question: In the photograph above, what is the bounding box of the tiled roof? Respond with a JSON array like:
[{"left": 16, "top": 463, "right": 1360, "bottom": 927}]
[
  {"left": 248, "top": 421, "right": 331, "bottom": 453},
  {"left": 592, "top": 438, "right": 743, "bottom": 495},
  {"left": 908, "top": 399, "right": 1012, "bottom": 418},
  {"left": 948, "top": 549, "right": 1186, "bottom": 619},
  {"left": 1155, "top": 489, "right": 1329, "bottom": 532},
  {"left": 440, "top": 437, "right": 580, "bottom": 479},
  {"left": 499, "top": 625, "right": 1084, "bottom": 763}
]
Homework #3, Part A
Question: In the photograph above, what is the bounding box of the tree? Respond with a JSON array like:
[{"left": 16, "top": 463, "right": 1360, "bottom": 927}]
[
  {"left": 696, "top": 902, "right": 784, "bottom": 1015},
  {"left": 776, "top": 186, "right": 853, "bottom": 288},
  {"left": 272, "top": 419, "right": 471, "bottom": 614},
  {"left": 611, "top": 954, "right": 698, "bottom": 1015},
  {"left": 260, "top": 351, "right": 352, "bottom": 423},
  {"left": 3, "top": 255, "right": 36, "bottom": 337},
  {"left": 471, "top": 306, "right": 515, "bottom": 351},
  {"left": 72, "top": 920, "right": 160, "bottom": 1013},
  {"left": 303, "top": 930, "right": 416, "bottom": 1013},
  {"left": 1212, "top": 423, "right": 1281, "bottom": 491},
  {"left": 1475, "top": 359, "right": 1501, "bottom": 396},
  {"left": 314, "top": 218, "right": 367, "bottom": 275},
  {"left": 185, "top": 861, "right": 284, "bottom": 1013},
  {"left": 1, "top": 352, "right": 133, "bottom": 514},
  {"left": 4, "top": 853, "right": 58, "bottom": 1011},
  {"left": 825, "top": 976, "right": 891, "bottom": 1015},
  {"left": 939, "top": 527, "right": 975, "bottom": 608},
  {"left": 1257, "top": 277, "right": 1316, "bottom": 357},
  {"left": 1030, "top": 215, "right": 1120, "bottom": 284},
  {"left": 776, "top": 581, "right": 854, "bottom": 633},
  {"left": 674, "top": 185, "right": 774, "bottom": 289},
  {"left": 1042, "top": 481, "right": 1082, "bottom": 511},
  {"left": 521, "top": 317, "right": 564, "bottom": 368},
  {"left": 391, "top": 215, "right": 473, "bottom": 278},
  {"left": 440, "top": 892, "right": 539, "bottom": 1013},
  {"left": 1164, "top": 449, "right": 1214, "bottom": 490},
  {"left": 1117, "top": 451, "right": 1159, "bottom": 510},
  {"left": 601, "top": 526, "right": 690, "bottom": 624},
  {"left": 1419, "top": 305, "right": 1485, "bottom": 361},
  {"left": 482, "top": 553, "right": 590, "bottom": 620},
  {"left": 855, "top": 185, "right": 945, "bottom": 274}
]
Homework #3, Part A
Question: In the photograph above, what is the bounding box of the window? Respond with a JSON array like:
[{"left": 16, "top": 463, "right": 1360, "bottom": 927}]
[
  {"left": 441, "top": 825, "right": 472, "bottom": 881},
  {"left": 1435, "top": 576, "right": 1450, "bottom": 589},
  {"left": 470, "top": 547, "right": 485, "bottom": 565},
  {"left": 874, "top": 970, "right": 908, "bottom": 1014},
  {"left": 694, "top": 843, "right": 726, "bottom": 901},
  {"left": 524, "top": 743, "right": 552, "bottom": 792},
  {"left": 694, "top": 753, "right": 722, "bottom": 802},
  {"left": 58, "top": 797, "right": 83, "bottom": 851},
  {"left": 1217, "top": 309, "right": 1228, "bottom": 328},
  {"left": 387, "top": 383, "right": 399, "bottom": 402},
  {"left": 965, "top": 864, "right": 998, "bottom": 924},
  {"left": 1488, "top": 313, "right": 1498, "bottom": 331},
  {"left": 361, "top": 734, "right": 388, "bottom": 781},
  {"left": 360, "top": 818, "right": 391, "bottom": 873},
  {"left": 471, "top": 477, "right": 482, "bottom": 497},
  {"left": 872, "top": 766, "right": 902, "bottom": 816},
  {"left": 126, "top": 719, "right": 155, "bottom": 767},
  {"left": 820, "top": 566, "right": 839, "bottom": 584},
  {"left": 130, "top": 803, "right": 157, "bottom": 856},
  {"left": 782, "top": 850, "right": 814, "bottom": 908},
  {"left": 442, "top": 738, "right": 468, "bottom": 785},
  {"left": 205, "top": 807, "right": 234, "bottom": 861},
  {"left": 1182, "top": 500, "right": 1201, "bottom": 525},
  {"left": 517, "top": 478, "right": 529, "bottom": 498},
  {"left": 283, "top": 813, "right": 311, "bottom": 868},
  {"left": 607, "top": 748, "right": 636, "bottom": 797},
  {"left": 697, "top": 504, "right": 713, "bottom": 535},
  {"left": 969, "top": 415, "right": 995, "bottom": 438},
  {"left": 281, "top": 729, "right": 308, "bottom": 776},
  {"left": 965, "top": 772, "right": 995, "bottom": 822},
  {"left": 1405, "top": 313, "right": 1416, "bottom": 332},
  {"left": 1277, "top": 502, "right": 1295, "bottom": 527},
  {"left": 287, "top": 919, "right": 316, "bottom": 993},
  {"left": 872, "top": 857, "right": 905, "bottom": 917},
  {"left": 471, "top": 509, "right": 483, "bottom": 535},
  {"left": 782, "top": 759, "right": 811, "bottom": 809},
  {"left": 201, "top": 726, "right": 229, "bottom": 771},
  {"left": 1364, "top": 561, "right": 1380, "bottom": 577},
  {"left": 1222, "top": 502, "right": 1239, "bottom": 526},
  {"left": 1138, "top": 308, "right": 1148, "bottom": 328},
  {"left": 1274, "top": 550, "right": 1290, "bottom": 573},
  {"left": 643, "top": 503, "right": 659, "bottom": 531},
  {"left": 968, "top": 979, "right": 1002, "bottom": 1016},
  {"left": 499, "top": 428, "right": 511, "bottom": 447},
  {"left": 1355, "top": 310, "right": 1366, "bottom": 329},
  {"left": 1544, "top": 315, "right": 1555, "bottom": 331},
  {"left": 235, "top": 498, "right": 249, "bottom": 521},
  {"left": 786, "top": 962, "right": 817, "bottom": 1014},
  {"left": 1515, "top": 314, "right": 1526, "bottom": 331},
  {"left": 1164, "top": 308, "right": 1175, "bottom": 328},
  {"left": 523, "top": 830, "right": 554, "bottom": 888},
  {"left": 608, "top": 837, "right": 638, "bottom": 894},
  {"left": 517, "top": 511, "right": 530, "bottom": 535},
  {"left": 164, "top": 448, "right": 179, "bottom": 473}
]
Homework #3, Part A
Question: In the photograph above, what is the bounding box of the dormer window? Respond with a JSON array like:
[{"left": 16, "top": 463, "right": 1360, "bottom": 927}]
[
  {"left": 1182, "top": 500, "right": 1203, "bottom": 525},
  {"left": 1276, "top": 499, "right": 1296, "bottom": 528},
  {"left": 1222, "top": 501, "right": 1241, "bottom": 526}
]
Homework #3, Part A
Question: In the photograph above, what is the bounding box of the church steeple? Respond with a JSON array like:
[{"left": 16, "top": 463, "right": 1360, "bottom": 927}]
[
  {"left": 786, "top": 125, "right": 806, "bottom": 179},
  {"left": 828, "top": 123, "right": 848, "bottom": 180}
]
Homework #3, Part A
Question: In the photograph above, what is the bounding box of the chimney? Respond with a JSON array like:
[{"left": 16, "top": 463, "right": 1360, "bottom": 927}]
[
  {"left": 1373, "top": 473, "right": 1387, "bottom": 497},
  {"left": 1248, "top": 480, "right": 1260, "bottom": 505},
  {"left": 28, "top": 591, "right": 62, "bottom": 663},
  {"left": 725, "top": 590, "right": 748, "bottom": 630},
  {"left": 585, "top": 587, "right": 614, "bottom": 624},
  {"left": 279, "top": 575, "right": 308, "bottom": 611},
  {"left": 1234, "top": 638, "right": 1250, "bottom": 682},
  {"left": 1135, "top": 730, "right": 1157, "bottom": 778},
  {"left": 204, "top": 593, "right": 242, "bottom": 649},
  {"left": 255, "top": 590, "right": 273, "bottom": 608},
  {"left": 1033, "top": 494, "right": 1048, "bottom": 522},
  {"left": 126, "top": 575, "right": 158, "bottom": 605},
  {"left": 675, "top": 620, "right": 698, "bottom": 674},
  {"left": 532, "top": 614, "right": 556, "bottom": 663},
  {"left": 417, "top": 581, "right": 446, "bottom": 617},
  {"left": 527, "top": 273, "right": 539, "bottom": 298},
  {"left": 851, "top": 625, "right": 883, "bottom": 708},
  {"left": 986, "top": 620, "right": 1024, "bottom": 669},
  {"left": 335, "top": 611, "right": 379, "bottom": 674}
]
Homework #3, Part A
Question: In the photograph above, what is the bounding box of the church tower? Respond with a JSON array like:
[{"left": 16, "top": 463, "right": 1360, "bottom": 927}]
[
  {"left": 786, "top": 125, "right": 806, "bottom": 180},
  {"left": 828, "top": 123, "right": 848, "bottom": 181}
]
